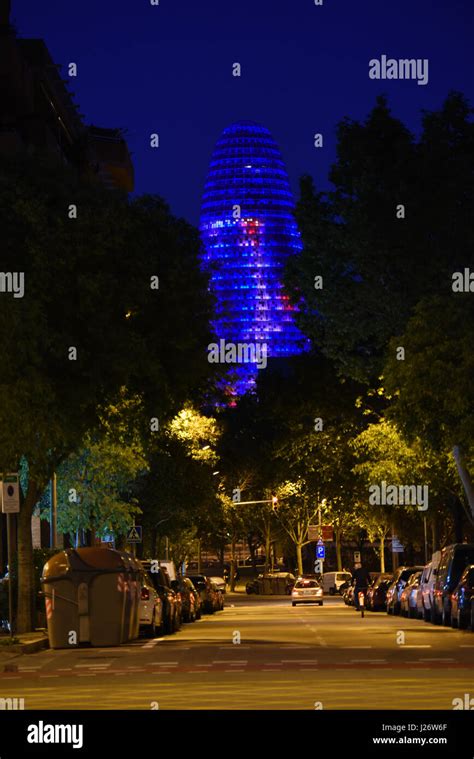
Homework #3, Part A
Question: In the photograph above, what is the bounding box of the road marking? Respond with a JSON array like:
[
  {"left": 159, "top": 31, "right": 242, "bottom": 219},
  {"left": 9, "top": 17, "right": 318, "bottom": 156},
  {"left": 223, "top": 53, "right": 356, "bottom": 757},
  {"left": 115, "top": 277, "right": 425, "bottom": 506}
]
[
  {"left": 57, "top": 668, "right": 73, "bottom": 671},
  {"left": 281, "top": 659, "right": 318, "bottom": 663},
  {"left": 77, "top": 674, "right": 96, "bottom": 677},
  {"left": 350, "top": 659, "right": 387, "bottom": 663},
  {"left": 39, "top": 675, "right": 59, "bottom": 678},
  {"left": 74, "top": 663, "right": 111, "bottom": 669},
  {"left": 150, "top": 661, "right": 178, "bottom": 665},
  {"left": 418, "top": 657, "right": 455, "bottom": 662},
  {"left": 460, "top": 645, "right": 474, "bottom": 648},
  {"left": 142, "top": 639, "right": 163, "bottom": 648},
  {"left": 213, "top": 660, "right": 247, "bottom": 664},
  {"left": 401, "top": 645, "right": 431, "bottom": 648}
]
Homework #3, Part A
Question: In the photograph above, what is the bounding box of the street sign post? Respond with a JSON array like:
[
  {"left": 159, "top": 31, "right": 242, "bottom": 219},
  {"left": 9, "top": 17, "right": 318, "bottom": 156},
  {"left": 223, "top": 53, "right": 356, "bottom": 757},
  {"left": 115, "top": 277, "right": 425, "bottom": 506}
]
[
  {"left": 2, "top": 474, "right": 20, "bottom": 639},
  {"left": 354, "top": 551, "right": 361, "bottom": 564}
]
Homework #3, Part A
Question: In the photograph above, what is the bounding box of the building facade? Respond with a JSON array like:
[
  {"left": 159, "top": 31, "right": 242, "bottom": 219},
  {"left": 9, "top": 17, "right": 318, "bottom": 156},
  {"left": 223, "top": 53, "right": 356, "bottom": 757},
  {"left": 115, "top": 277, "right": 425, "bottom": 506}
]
[{"left": 200, "top": 120, "right": 308, "bottom": 398}]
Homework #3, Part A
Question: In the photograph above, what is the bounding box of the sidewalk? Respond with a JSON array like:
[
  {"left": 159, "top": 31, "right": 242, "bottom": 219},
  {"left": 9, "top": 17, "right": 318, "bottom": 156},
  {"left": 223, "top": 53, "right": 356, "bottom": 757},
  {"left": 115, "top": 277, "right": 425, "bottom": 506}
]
[{"left": 0, "top": 630, "right": 49, "bottom": 659}]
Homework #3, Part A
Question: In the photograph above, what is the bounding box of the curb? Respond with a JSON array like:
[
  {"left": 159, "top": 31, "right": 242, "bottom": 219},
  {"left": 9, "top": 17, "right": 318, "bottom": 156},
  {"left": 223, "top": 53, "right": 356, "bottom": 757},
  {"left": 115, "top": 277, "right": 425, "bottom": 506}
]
[{"left": 0, "top": 637, "right": 49, "bottom": 656}]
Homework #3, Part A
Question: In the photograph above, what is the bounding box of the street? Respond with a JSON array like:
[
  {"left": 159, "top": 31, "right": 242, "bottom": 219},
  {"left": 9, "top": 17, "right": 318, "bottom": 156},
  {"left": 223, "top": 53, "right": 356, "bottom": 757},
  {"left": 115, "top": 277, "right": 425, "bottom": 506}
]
[{"left": 1, "top": 595, "right": 473, "bottom": 710}]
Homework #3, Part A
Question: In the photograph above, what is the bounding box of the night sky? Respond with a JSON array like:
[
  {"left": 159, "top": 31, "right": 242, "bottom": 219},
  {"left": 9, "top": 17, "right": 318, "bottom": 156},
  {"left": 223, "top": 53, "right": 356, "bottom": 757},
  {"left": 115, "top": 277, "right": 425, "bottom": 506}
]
[{"left": 11, "top": 0, "right": 474, "bottom": 225}]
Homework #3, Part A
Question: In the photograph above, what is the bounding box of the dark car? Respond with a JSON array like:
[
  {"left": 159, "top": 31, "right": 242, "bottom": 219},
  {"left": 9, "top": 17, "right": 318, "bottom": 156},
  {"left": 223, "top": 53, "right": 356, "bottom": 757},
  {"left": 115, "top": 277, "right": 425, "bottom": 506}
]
[
  {"left": 432, "top": 544, "right": 474, "bottom": 626},
  {"left": 386, "top": 566, "right": 424, "bottom": 616},
  {"left": 400, "top": 571, "right": 422, "bottom": 618},
  {"left": 450, "top": 564, "right": 474, "bottom": 630},
  {"left": 366, "top": 573, "right": 392, "bottom": 611},
  {"left": 188, "top": 575, "right": 219, "bottom": 613},
  {"left": 172, "top": 577, "right": 200, "bottom": 622},
  {"left": 343, "top": 584, "right": 355, "bottom": 606},
  {"left": 141, "top": 561, "right": 180, "bottom": 634}
]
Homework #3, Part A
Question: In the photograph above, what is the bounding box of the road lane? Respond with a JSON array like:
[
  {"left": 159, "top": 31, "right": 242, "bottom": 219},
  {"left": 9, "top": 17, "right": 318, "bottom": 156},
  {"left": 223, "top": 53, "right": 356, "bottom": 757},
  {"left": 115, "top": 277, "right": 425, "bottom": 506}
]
[{"left": 0, "top": 596, "right": 472, "bottom": 709}]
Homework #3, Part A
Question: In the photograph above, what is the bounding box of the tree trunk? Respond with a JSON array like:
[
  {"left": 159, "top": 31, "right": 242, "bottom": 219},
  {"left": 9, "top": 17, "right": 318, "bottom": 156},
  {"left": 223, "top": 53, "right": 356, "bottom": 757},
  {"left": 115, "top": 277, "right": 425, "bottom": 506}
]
[
  {"left": 17, "top": 479, "right": 39, "bottom": 633},
  {"left": 380, "top": 534, "right": 385, "bottom": 573},
  {"left": 296, "top": 543, "right": 303, "bottom": 576},
  {"left": 264, "top": 523, "right": 271, "bottom": 574},
  {"left": 335, "top": 527, "right": 342, "bottom": 571}
]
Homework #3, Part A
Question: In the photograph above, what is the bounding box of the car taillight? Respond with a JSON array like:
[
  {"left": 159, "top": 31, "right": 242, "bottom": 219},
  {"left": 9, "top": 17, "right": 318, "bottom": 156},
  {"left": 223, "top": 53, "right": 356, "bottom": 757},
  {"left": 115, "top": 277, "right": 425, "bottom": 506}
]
[{"left": 141, "top": 587, "right": 150, "bottom": 600}]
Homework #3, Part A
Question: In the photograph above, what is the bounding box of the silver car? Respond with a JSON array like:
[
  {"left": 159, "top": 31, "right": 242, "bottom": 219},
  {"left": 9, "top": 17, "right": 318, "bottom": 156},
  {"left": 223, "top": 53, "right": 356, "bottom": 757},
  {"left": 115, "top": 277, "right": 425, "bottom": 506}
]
[{"left": 291, "top": 579, "right": 323, "bottom": 606}]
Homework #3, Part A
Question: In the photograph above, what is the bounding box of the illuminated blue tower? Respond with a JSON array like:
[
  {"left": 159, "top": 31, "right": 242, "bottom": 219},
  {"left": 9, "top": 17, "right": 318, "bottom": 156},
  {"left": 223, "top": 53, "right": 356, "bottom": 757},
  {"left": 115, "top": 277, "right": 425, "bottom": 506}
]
[{"left": 200, "top": 120, "right": 308, "bottom": 398}]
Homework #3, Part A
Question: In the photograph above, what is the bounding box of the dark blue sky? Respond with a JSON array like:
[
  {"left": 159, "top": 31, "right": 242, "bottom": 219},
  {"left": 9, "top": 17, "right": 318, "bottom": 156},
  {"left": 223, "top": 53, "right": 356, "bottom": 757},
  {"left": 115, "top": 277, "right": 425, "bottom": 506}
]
[{"left": 12, "top": 0, "right": 474, "bottom": 225}]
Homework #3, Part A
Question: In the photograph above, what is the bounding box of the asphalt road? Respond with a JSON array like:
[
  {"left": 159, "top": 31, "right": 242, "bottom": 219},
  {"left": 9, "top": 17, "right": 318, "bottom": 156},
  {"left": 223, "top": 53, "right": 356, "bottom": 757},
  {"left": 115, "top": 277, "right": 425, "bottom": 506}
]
[{"left": 1, "top": 595, "right": 473, "bottom": 710}]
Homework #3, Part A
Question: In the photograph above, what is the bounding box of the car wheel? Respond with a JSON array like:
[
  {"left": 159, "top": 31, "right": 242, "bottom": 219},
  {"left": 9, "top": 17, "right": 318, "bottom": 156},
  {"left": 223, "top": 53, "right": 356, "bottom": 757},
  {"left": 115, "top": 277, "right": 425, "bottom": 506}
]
[
  {"left": 329, "top": 588, "right": 335, "bottom": 596},
  {"left": 442, "top": 608, "right": 450, "bottom": 627},
  {"left": 319, "top": 602, "right": 323, "bottom": 606},
  {"left": 458, "top": 609, "right": 467, "bottom": 630},
  {"left": 451, "top": 612, "right": 458, "bottom": 628},
  {"left": 292, "top": 602, "right": 296, "bottom": 607}
]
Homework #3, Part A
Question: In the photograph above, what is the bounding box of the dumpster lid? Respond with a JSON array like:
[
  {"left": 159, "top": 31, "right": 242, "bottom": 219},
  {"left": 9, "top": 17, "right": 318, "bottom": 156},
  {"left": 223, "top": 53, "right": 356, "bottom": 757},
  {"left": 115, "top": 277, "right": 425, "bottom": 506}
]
[{"left": 42, "top": 547, "right": 141, "bottom": 580}]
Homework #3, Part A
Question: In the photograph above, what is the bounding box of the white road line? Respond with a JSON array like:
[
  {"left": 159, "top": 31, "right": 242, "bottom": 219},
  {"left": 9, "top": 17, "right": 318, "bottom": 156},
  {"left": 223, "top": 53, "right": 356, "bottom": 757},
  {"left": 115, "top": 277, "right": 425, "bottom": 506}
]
[
  {"left": 281, "top": 659, "right": 318, "bottom": 663},
  {"left": 150, "top": 661, "right": 178, "bottom": 665},
  {"left": 460, "top": 645, "right": 474, "bottom": 648},
  {"left": 77, "top": 674, "right": 96, "bottom": 677},
  {"left": 341, "top": 646, "right": 372, "bottom": 649},
  {"left": 74, "top": 664, "right": 110, "bottom": 668},
  {"left": 418, "top": 657, "right": 455, "bottom": 662},
  {"left": 213, "top": 660, "right": 247, "bottom": 664},
  {"left": 350, "top": 659, "right": 387, "bottom": 663},
  {"left": 401, "top": 645, "right": 431, "bottom": 648},
  {"left": 57, "top": 668, "right": 73, "bottom": 671}
]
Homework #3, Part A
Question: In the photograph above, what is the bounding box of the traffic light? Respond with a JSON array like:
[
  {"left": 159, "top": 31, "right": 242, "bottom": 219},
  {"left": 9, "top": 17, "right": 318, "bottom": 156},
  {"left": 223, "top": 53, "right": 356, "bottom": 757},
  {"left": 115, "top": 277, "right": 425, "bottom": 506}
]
[{"left": 271, "top": 494, "right": 278, "bottom": 509}]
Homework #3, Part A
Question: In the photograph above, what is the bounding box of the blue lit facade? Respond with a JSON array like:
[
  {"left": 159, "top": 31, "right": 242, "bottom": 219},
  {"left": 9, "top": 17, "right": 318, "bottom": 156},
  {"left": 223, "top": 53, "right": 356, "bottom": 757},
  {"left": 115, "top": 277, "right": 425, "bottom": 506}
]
[{"left": 200, "top": 120, "right": 308, "bottom": 398}]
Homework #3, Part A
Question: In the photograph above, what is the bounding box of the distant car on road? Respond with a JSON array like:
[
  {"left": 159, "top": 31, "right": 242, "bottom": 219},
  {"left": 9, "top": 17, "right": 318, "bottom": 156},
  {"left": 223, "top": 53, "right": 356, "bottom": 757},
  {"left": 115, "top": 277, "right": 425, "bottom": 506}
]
[{"left": 291, "top": 578, "right": 323, "bottom": 607}]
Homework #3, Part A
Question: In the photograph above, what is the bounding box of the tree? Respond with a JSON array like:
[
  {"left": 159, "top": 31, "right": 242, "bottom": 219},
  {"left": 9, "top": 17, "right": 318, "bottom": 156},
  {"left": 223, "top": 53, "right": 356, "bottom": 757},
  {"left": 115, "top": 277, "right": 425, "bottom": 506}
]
[
  {"left": 274, "top": 480, "right": 319, "bottom": 576},
  {"left": 384, "top": 295, "right": 474, "bottom": 526},
  {"left": 0, "top": 154, "right": 214, "bottom": 631},
  {"left": 286, "top": 93, "right": 474, "bottom": 385}
]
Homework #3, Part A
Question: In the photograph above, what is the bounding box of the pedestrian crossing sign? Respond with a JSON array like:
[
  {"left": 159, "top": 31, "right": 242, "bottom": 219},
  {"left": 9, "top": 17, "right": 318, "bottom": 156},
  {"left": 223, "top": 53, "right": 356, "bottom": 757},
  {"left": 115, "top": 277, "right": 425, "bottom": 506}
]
[{"left": 127, "top": 525, "right": 142, "bottom": 543}]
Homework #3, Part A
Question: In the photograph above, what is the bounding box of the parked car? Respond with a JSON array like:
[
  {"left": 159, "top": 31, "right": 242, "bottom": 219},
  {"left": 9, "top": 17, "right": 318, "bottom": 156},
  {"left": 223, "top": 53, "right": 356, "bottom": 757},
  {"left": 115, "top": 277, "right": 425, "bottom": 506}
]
[
  {"left": 209, "top": 576, "right": 227, "bottom": 593},
  {"left": 210, "top": 580, "right": 225, "bottom": 610},
  {"left": 366, "top": 573, "right": 392, "bottom": 611},
  {"left": 386, "top": 566, "right": 424, "bottom": 615},
  {"left": 343, "top": 583, "right": 355, "bottom": 606},
  {"left": 400, "top": 571, "right": 422, "bottom": 618},
  {"left": 188, "top": 575, "right": 220, "bottom": 613},
  {"left": 451, "top": 564, "right": 474, "bottom": 630},
  {"left": 141, "top": 560, "right": 180, "bottom": 634},
  {"left": 432, "top": 544, "right": 474, "bottom": 625},
  {"left": 171, "top": 576, "right": 200, "bottom": 622},
  {"left": 291, "top": 578, "right": 323, "bottom": 606},
  {"left": 322, "top": 571, "right": 352, "bottom": 596},
  {"left": 138, "top": 570, "right": 164, "bottom": 637},
  {"left": 416, "top": 557, "right": 437, "bottom": 621}
]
